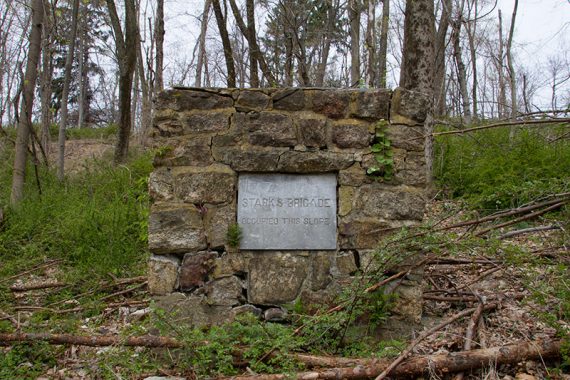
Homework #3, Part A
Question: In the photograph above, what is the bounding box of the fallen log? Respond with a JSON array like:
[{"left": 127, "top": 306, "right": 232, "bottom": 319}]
[
  {"left": 220, "top": 339, "right": 561, "bottom": 380},
  {"left": 0, "top": 332, "right": 182, "bottom": 348}
]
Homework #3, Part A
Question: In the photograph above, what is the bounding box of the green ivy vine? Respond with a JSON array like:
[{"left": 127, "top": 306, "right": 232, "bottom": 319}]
[{"left": 367, "top": 120, "right": 394, "bottom": 180}]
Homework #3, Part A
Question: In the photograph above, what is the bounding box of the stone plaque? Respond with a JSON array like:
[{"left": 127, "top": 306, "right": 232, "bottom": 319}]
[{"left": 238, "top": 173, "right": 337, "bottom": 250}]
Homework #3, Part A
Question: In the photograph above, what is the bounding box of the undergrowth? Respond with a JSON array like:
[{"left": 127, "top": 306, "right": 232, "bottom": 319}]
[{"left": 435, "top": 125, "right": 570, "bottom": 211}]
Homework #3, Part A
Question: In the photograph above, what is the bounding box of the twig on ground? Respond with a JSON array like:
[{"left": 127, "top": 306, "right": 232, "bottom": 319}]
[
  {"left": 0, "top": 332, "right": 182, "bottom": 348},
  {"left": 10, "top": 282, "right": 67, "bottom": 292},
  {"left": 499, "top": 225, "right": 560, "bottom": 240},
  {"left": 0, "top": 259, "right": 63, "bottom": 285}
]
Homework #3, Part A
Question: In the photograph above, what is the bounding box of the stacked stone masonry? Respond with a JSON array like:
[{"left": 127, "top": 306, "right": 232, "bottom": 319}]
[{"left": 149, "top": 87, "right": 428, "bottom": 326}]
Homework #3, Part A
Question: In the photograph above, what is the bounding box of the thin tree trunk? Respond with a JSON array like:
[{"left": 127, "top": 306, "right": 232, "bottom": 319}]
[
  {"left": 57, "top": 0, "right": 80, "bottom": 181},
  {"left": 40, "top": 11, "right": 53, "bottom": 157},
  {"left": 154, "top": 0, "right": 164, "bottom": 93},
  {"left": 465, "top": 2, "right": 478, "bottom": 121},
  {"left": 497, "top": 10, "right": 506, "bottom": 118},
  {"left": 434, "top": 0, "right": 451, "bottom": 116},
  {"left": 212, "top": 0, "right": 236, "bottom": 87},
  {"left": 77, "top": 3, "right": 87, "bottom": 128},
  {"left": 366, "top": 0, "right": 376, "bottom": 87},
  {"left": 11, "top": 0, "right": 44, "bottom": 205},
  {"left": 195, "top": 0, "right": 211, "bottom": 87},
  {"left": 506, "top": 0, "right": 518, "bottom": 119},
  {"left": 377, "top": 0, "right": 389, "bottom": 88},
  {"left": 246, "top": 0, "right": 259, "bottom": 87},
  {"left": 451, "top": 10, "right": 471, "bottom": 124},
  {"left": 348, "top": 0, "right": 360, "bottom": 86},
  {"left": 315, "top": 0, "right": 335, "bottom": 87}
]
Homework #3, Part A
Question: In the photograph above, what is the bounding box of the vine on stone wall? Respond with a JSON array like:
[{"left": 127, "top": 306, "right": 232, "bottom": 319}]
[{"left": 367, "top": 120, "right": 394, "bottom": 180}]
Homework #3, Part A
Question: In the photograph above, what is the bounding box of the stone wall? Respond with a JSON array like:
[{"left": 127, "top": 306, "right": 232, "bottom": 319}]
[{"left": 148, "top": 87, "right": 428, "bottom": 326}]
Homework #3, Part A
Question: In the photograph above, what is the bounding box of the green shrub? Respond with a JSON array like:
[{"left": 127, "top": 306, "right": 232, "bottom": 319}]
[{"left": 435, "top": 126, "right": 570, "bottom": 210}]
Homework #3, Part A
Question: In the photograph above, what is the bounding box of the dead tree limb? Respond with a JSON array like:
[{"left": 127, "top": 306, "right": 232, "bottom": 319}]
[
  {"left": 454, "top": 303, "right": 484, "bottom": 380},
  {"left": 10, "top": 282, "right": 66, "bottom": 292},
  {"left": 499, "top": 225, "right": 560, "bottom": 240},
  {"left": 0, "top": 332, "right": 182, "bottom": 348},
  {"left": 432, "top": 118, "right": 570, "bottom": 137},
  {"left": 0, "top": 259, "right": 63, "bottom": 284}
]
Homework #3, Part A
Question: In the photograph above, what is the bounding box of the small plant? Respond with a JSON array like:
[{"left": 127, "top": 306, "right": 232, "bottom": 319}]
[
  {"left": 226, "top": 223, "right": 242, "bottom": 250},
  {"left": 367, "top": 121, "right": 394, "bottom": 180}
]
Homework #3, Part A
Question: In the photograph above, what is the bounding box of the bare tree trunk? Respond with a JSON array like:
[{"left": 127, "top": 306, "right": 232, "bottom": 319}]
[
  {"left": 366, "top": 0, "right": 376, "bottom": 87},
  {"left": 195, "top": 0, "right": 211, "bottom": 87},
  {"left": 450, "top": 5, "right": 471, "bottom": 124},
  {"left": 348, "top": 0, "right": 360, "bottom": 86},
  {"left": 57, "top": 0, "right": 80, "bottom": 181},
  {"left": 465, "top": 0, "right": 478, "bottom": 121},
  {"left": 40, "top": 9, "right": 53, "bottom": 157},
  {"left": 399, "top": 0, "right": 435, "bottom": 185},
  {"left": 377, "top": 0, "right": 389, "bottom": 89},
  {"left": 77, "top": 3, "right": 87, "bottom": 128},
  {"left": 434, "top": 0, "right": 451, "bottom": 116},
  {"left": 315, "top": 0, "right": 335, "bottom": 87},
  {"left": 212, "top": 0, "right": 236, "bottom": 87},
  {"left": 11, "top": 0, "right": 44, "bottom": 205},
  {"left": 245, "top": 0, "right": 259, "bottom": 87},
  {"left": 137, "top": 35, "right": 152, "bottom": 142},
  {"left": 505, "top": 0, "right": 518, "bottom": 119},
  {"left": 497, "top": 10, "right": 506, "bottom": 119},
  {"left": 154, "top": 0, "right": 164, "bottom": 93}
]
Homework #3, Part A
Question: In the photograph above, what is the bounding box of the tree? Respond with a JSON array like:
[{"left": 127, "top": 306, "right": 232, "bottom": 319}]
[
  {"left": 11, "top": 0, "right": 44, "bottom": 205},
  {"left": 154, "top": 0, "right": 165, "bottom": 93},
  {"left": 212, "top": 0, "right": 236, "bottom": 87},
  {"left": 106, "top": 0, "right": 138, "bottom": 163},
  {"left": 348, "top": 0, "right": 360, "bottom": 86},
  {"left": 57, "top": 0, "right": 80, "bottom": 181},
  {"left": 505, "top": 0, "right": 518, "bottom": 118},
  {"left": 377, "top": 0, "right": 390, "bottom": 89}
]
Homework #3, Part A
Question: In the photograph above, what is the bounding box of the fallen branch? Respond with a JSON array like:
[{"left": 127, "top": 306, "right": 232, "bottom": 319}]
[
  {"left": 10, "top": 282, "right": 66, "bottom": 292},
  {"left": 98, "top": 281, "right": 147, "bottom": 301},
  {"left": 499, "top": 225, "right": 560, "bottom": 240},
  {"left": 0, "top": 332, "right": 182, "bottom": 348},
  {"left": 0, "top": 260, "right": 63, "bottom": 285},
  {"left": 374, "top": 302, "right": 499, "bottom": 380},
  {"left": 423, "top": 292, "right": 525, "bottom": 303},
  {"left": 475, "top": 201, "right": 567, "bottom": 237},
  {"left": 432, "top": 118, "right": 570, "bottom": 137},
  {"left": 454, "top": 303, "right": 485, "bottom": 380},
  {"left": 221, "top": 339, "right": 561, "bottom": 379}
]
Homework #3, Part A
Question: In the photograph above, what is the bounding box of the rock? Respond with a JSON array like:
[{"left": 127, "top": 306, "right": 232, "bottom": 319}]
[
  {"left": 394, "top": 151, "right": 427, "bottom": 186},
  {"left": 155, "top": 89, "right": 233, "bottom": 111},
  {"left": 143, "top": 377, "right": 185, "bottom": 380},
  {"left": 179, "top": 251, "right": 217, "bottom": 291},
  {"left": 129, "top": 308, "right": 151, "bottom": 321},
  {"left": 153, "top": 137, "right": 213, "bottom": 167},
  {"left": 338, "top": 163, "right": 369, "bottom": 186},
  {"left": 173, "top": 164, "right": 236, "bottom": 205},
  {"left": 204, "top": 276, "right": 244, "bottom": 306},
  {"left": 298, "top": 117, "right": 328, "bottom": 148},
  {"left": 182, "top": 110, "right": 232, "bottom": 133},
  {"left": 338, "top": 217, "right": 394, "bottom": 249},
  {"left": 277, "top": 151, "right": 354, "bottom": 173},
  {"left": 355, "top": 184, "right": 426, "bottom": 220},
  {"left": 236, "top": 91, "right": 270, "bottom": 111},
  {"left": 238, "top": 112, "right": 297, "bottom": 147},
  {"left": 264, "top": 307, "right": 288, "bottom": 322},
  {"left": 248, "top": 252, "right": 308, "bottom": 305},
  {"left": 148, "top": 168, "right": 174, "bottom": 202},
  {"left": 148, "top": 255, "right": 180, "bottom": 295},
  {"left": 335, "top": 251, "right": 358, "bottom": 276},
  {"left": 203, "top": 202, "right": 236, "bottom": 249},
  {"left": 386, "top": 124, "right": 425, "bottom": 152},
  {"left": 311, "top": 90, "right": 350, "bottom": 119},
  {"left": 389, "top": 283, "right": 423, "bottom": 324},
  {"left": 333, "top": 121, "right": 373, "bottom": 149},
  {"left": 310, "top": 252, "right": 333, "bottom": 291},
  {"left": 272, "top": 89, "right": 305, "bottom": 111},
  {"left": 155, "top": 293, "right": 231, "bottom": 326},
  {"left": 152, "top": 119, "right": 184, "bottom": 137},
  {"left": 212, "top": 254, "right": 250, "bottom": 279},
  {"left": 338, "top": 186, "right": 355, "bottom": 216},
  {"left": 148, "top": 203, "right": 206, "bottom": 254},
  {"left": 230, "top": 304, "right": 262, "bottom": 319},
  {"left": 390, "top": 87, "right": 430, "bottom": 125},
  {"left": 350, "top": 89, "right": 391, "bottom": 120},
  {"left": 211, "top": 146, "right": 283, "bottom": 172}
]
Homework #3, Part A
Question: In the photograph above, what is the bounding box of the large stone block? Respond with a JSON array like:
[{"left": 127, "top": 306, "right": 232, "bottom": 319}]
[
  {"left": 338, "top": 186, "right": 355, "bottom": 216},
  {"left": 338, "top": 163, "right": 369, "bottom": 186},
  {"left": 386, "top": 125, "right": 424, "bottom": 152},
  {"left": 298, "top": 117, "right": 328, "bottom": 148},
  {"left": 155, "top": 89, "right": 233, "bottom": 111},
  {"left": 212, "top": 254, "right": 250, "bottom": 279},
  {"left": 148, "top": 203, "right": 206, "bottom": 254},
  {"left": 148, "top": 167, "right": 174, "bottom": 202},
  {"left": 335, "top": 251, "right": 358, "bottom": 276},
  {"left": 238, "top": 112, "right": 297, "bottom": 147},
  {"left": 155, "top": 293, "right": 231, "bottom": 326},
  {"left": 236, "top": 91, "right": 270, "bottom": 112},
  {"left": 173, "top": 165, "right": 236, "bottom": 204},
  {"left": 182, "top": 110, "right": 232, "bottom": 133},
  {"left": 153, "top": 137, "right": 213, "bottom": 167},
  {"left": 310, "top": 252, "right": 333, "bottom": 291},
  {"left": 248, "top": 252, "right": 308, "bottom": 305},
  {"left": 203, "top": 202, "right": 236, "bottom": 249},
  {"left": 179, "top": 251, "right": 217, "bottom": 291},
  {"left": 311, "top": 90, "right": 350, "bottom": 119},
  {"left": 148, "top": 254, "right": 180, "bottom": 295},
  {"left": 391, "top": 87, "right": 430, "bottom": 125},
  {"left": 394, "top": 151, "right": 426, "bottom": 186},
  {"left": 350, "top": 89, "right": 391, "bottom": 120},
  {"left": 203, "top": 276, "right": 244, "bottom": 306},
  {"left": 356, "top": 184, "right": 425, "bottom": 220},
  {"left": 338, "top": 217, "right": 393, "bottom": 249},
  {"left": 277, "top": 151, "right": 354, "bottom": 172},
  {"left": 333, "top": 121, "right": 373, "bottom": 149},
  {"left": 153, "top": 119, "right": 184, "bottom": 137},
  {"left": 211, "top": 146, "right": 283, "bottom": 172},
  {"left": 273, "top": 89, "right": 305, "bottom": 111}
]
